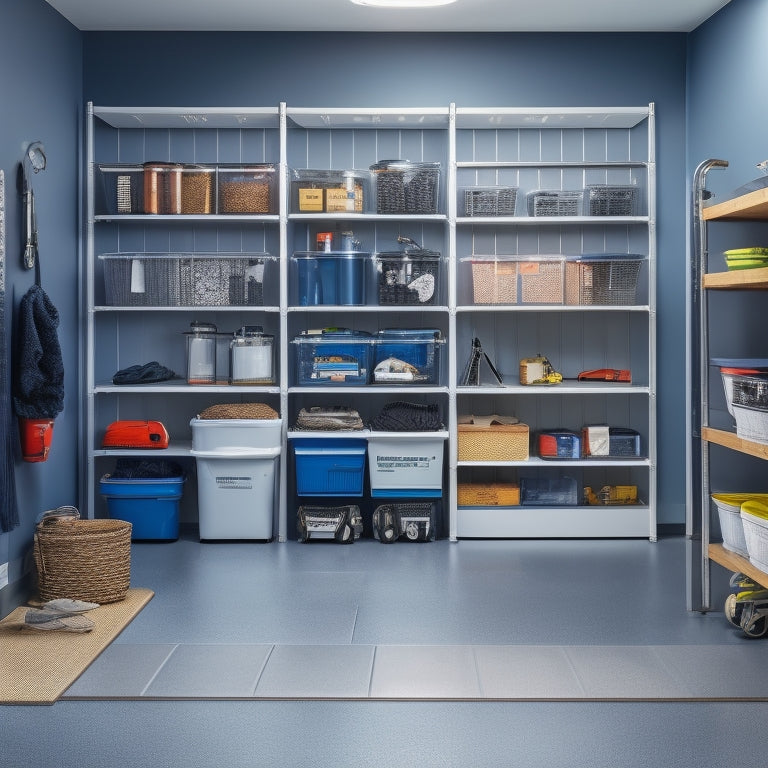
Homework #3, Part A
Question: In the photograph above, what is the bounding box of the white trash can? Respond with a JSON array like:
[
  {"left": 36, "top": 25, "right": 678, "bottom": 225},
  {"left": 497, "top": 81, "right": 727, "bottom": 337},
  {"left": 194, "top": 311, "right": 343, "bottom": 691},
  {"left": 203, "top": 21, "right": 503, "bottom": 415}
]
[{"left": 190, "top": 418, "right": 282, "bottom": 540}]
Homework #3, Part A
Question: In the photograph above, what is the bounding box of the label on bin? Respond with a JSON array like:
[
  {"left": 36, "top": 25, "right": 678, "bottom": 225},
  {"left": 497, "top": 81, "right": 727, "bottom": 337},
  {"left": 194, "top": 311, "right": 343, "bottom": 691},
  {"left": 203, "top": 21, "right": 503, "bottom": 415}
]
[
  {"left": 299, "top": 188, "right": 324, "bottom": 212},
  {"left": 215, "top": 475, "right": 253, "bottom": 489},
  {"left": 375, "top": 455, "right": 435, "bottom": 473},
  {"left": 325, "top": 187, "right": 362, "bottom": 213}
]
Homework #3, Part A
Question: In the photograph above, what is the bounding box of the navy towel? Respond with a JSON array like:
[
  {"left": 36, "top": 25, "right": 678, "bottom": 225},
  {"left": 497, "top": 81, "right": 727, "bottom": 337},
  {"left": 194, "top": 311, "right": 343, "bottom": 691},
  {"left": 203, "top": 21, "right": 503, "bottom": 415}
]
[{"left": 13, "top": 284, "right": 64, "bottom": 419}]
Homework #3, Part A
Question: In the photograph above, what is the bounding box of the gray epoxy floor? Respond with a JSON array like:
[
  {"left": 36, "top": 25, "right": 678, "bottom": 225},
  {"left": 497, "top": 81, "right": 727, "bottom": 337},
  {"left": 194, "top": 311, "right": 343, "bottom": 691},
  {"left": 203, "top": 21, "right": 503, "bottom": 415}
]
[{"left": 6, "top": 533, "right": 768, "bottom": 768}]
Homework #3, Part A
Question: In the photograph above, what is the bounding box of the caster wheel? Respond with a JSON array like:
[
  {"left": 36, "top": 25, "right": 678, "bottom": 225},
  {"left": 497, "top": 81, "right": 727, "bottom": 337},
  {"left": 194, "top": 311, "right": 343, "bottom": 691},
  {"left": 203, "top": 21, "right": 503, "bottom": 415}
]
[
  {"left": 724, "top": 594, "right": 745, "bottom": 628},
  {"left": 335, "top": 522, "right": 354, "bottom": 544},
  {"left": 380, "top": 524, "right": 398, "bottom": 543},
  {"left": 740, "top": 604, "right": 768, "bottom": 638}
]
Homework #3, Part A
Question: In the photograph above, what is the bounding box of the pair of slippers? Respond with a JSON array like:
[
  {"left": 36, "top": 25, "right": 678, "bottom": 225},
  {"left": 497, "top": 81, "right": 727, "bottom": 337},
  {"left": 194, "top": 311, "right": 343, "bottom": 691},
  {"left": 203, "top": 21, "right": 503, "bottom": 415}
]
[{"left": 23, "top": 598, "right": 100, "bottom": 633}]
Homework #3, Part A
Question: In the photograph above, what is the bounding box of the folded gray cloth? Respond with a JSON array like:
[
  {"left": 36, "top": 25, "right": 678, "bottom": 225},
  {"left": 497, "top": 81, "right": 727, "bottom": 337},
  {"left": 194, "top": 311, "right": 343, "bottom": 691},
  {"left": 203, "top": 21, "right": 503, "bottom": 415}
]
[
  {"left": 113, "top": 361, "right": 176, "bottom": 385},
  {"left": 369, "top": 402, "right": 442, "bottom": 432}
]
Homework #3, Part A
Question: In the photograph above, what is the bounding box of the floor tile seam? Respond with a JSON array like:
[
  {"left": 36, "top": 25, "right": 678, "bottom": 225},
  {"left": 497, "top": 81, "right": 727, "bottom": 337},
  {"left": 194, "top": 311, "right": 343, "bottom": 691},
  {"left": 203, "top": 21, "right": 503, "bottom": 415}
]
[
  {"left": 249, "top": 644, "right": 277, "bottom": 697},
  {"left": 646, "top": 645, "right": 698, "bottom": 698},
  {"left": 138, "top": 644, "right": 180, "bottom": 697}
]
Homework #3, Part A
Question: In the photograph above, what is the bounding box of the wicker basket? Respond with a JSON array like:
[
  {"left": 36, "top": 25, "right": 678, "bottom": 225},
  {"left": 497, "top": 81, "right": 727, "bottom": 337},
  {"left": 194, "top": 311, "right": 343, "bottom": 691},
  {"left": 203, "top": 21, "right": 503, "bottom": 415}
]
[
  {"left": 33, "top": 507, "right": 132, "bottom": 604},
  {"left": 457, "top": 421, "right": 529, "bottom": 461},
  {"left": 457, "top": 483, "right": 520, "bottom": 506}
]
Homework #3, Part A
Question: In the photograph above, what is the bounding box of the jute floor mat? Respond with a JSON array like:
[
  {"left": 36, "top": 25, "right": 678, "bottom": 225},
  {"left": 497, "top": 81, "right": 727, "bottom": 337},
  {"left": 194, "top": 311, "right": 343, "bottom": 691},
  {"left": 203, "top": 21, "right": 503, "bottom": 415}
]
[{"left": 0, "top": 587, "right": 153, "bottom": 705}]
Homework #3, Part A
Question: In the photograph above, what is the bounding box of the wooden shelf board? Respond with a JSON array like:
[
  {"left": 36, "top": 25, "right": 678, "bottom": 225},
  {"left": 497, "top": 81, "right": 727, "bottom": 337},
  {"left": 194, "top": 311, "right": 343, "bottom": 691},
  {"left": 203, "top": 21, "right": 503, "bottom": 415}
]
[
  {"left": 702, "top": 427, "right": 768, "bottom": 460},
  {"left": 703, "top": 266, "right": 768, "bottom": 290},
  {"left": 709, "top": 543, "right": 768, "bottom": 588},
  {"left": 702, "top": 187, "right": 768, "bottom": 221}
]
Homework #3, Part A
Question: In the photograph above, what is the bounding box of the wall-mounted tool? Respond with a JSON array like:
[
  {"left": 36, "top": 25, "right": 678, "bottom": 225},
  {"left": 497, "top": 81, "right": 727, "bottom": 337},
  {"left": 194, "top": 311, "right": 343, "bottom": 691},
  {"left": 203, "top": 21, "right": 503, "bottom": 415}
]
[{"left": 21, "top": 141, "right": 46, "bottom": 270}]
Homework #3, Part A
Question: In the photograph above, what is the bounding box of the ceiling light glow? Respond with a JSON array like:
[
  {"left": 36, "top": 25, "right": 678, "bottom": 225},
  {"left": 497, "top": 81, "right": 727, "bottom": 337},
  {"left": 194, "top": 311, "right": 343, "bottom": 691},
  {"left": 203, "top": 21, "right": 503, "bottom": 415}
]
[{"left": 350, "top": 0, "right": 457, "bottom": 7}]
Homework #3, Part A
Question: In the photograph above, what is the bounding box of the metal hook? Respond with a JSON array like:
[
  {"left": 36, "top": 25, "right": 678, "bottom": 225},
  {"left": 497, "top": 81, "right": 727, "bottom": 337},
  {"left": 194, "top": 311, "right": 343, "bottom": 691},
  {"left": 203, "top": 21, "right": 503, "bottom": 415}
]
[{"left": 22, "top": 141, "right": 46, "bottom": 270}]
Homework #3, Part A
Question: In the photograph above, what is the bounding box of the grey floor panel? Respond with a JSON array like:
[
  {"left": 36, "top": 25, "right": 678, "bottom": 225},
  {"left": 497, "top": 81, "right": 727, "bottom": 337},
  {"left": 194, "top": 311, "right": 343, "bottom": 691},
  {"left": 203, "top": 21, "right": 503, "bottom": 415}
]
[
  {"left": 473, "top": 645, "right": 586, "bottom": 699},
  {"left": 370, "top": 645, "right": 482, "bottom": 699},
  {"left": 142, "top": 644, "right": 273, "bottom": 698},
  {"left": 653, "top": 644, "right": 768, "bottom": 698},
  {"left": 564, "top": 646, "right": 695, "bottom": 699},
  {"left": 64, "top": 643, "right": 177, "bottom": 698},
  {"left": 255, "top": 644, "right": 375, "bottom": 698}
]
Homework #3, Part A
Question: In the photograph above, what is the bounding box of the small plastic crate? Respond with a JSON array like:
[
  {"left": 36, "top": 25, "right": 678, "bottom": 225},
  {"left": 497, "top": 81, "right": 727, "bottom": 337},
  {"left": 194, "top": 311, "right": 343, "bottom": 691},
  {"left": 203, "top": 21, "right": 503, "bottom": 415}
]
[
  {"left": 367, "top": 433, "right": 446, "bottom": 497},
  {"left": 371, "top": 329, "right": 444, "bottom": 385},
  {"left": 96, "top": 164, "right": 145, "bottom": 215},
  {"left": 740, "top": 500, "right": 768, "bottom": 572},
  {"left": 293, "top": 439, "right": 367, "bottom": 496},
  {"left": 371, "top": 160, "right": 440, "bottom": 214},
  {"left": 372, "top": 502, "right": 437, "bottom": 542},
  {"left": 290, "top": 169, "right": 368, "bottom": 213},
  {"left": 538, "top": 430, "right": 581, "bottom": 459},
  {"left": 292, "top": 329, "right": 372, "bottom": 386},
  {"left": 565, "top": 254, "right": 644, "bottom": 305},
  {"left": 520, "top": 476, "right": 579, "bottom": 506},
  {"left": 527, "top": 190, "right": 583, "bottom": 217},
  {"left": 375, "top": 249, "right": 442, "bottom": 306},
  {"left": 216, "top": 164, "right": 278, "bottom": 214},
  {"left": 463, "top": 187, "right": 518, "bottom": 217},
  {"left": 585, "top": 184, "right": 638, "bottom": 216}
]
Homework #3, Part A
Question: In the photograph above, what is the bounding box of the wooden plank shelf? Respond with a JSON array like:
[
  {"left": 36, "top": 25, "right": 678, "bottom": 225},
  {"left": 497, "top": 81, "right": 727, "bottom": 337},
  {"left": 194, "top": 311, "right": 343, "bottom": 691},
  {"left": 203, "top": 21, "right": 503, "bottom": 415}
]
[
  {"left": 702, "top": 427, "right": 768, "bottom": 461},
  {"left": 703, "top": 266, "right": 768, "bottom": 290},
  {"left": 709, "top": 543, "right": 768, "bottom": 590},
  {"left": 702, "top": 187, "right": 768, "bottom": 221}
]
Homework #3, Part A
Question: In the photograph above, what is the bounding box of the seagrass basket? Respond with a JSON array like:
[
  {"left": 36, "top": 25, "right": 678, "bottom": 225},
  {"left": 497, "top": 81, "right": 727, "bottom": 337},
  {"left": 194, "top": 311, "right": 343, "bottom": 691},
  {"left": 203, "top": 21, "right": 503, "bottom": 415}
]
[
  {"left": 33, "top": 507, "right": 132, "bottom": 604},
  {"left": 457, "top": 422, "right": 530, "bottom": 461}
]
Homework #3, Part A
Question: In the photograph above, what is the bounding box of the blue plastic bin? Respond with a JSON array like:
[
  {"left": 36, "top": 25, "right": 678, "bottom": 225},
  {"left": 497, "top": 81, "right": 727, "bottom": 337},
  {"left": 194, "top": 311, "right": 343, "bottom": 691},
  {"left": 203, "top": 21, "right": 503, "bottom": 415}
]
[
  {"left": 372, "top": 328, "right": 444, "bottom": 385},
  {"left": 100, "top": 475, "right": 185, "bottom": 540},
  {"left": 293, "top": 329, "right": 372, "bottom": 385},
  {"left": 293, "top": 438, "right": 367, "bottom": 496}
]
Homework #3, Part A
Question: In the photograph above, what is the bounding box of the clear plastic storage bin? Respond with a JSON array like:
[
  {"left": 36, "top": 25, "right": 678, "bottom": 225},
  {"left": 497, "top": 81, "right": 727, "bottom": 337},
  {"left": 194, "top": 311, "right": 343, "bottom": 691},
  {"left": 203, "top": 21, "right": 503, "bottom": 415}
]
[
  {"left": 372, "top": 329, "right": 444, "bottom": 385},
  {"left": 292, "top": 329, "right": 372, "bottom": 386},
  {"left": 565, "top": 253, "right": 644, "bottom": 305},
  {"left": 370, "top": 160, "right": 440, "bottom": 214},
  {"left": 375, "top": 249, "right": 442, "bottom": 305},
  {"left": 216, "top": 164, "right": 278, "bottom": 214},
  {"left": 290, "top": 169, "right": 368, "bottom": 213},
  {"left": 462, "top": 186, "right": 518, "bottom": 217}
]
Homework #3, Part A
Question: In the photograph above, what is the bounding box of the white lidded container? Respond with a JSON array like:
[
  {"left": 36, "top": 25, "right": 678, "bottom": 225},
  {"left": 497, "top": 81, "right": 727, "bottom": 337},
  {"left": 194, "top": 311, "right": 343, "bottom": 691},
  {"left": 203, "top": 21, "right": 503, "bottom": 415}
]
[
  {"left": 184, "top": 321, "right": 217, "bottom": 385},
  {"left": 229, "top": 325, "right": 275, "bottom": 385}
]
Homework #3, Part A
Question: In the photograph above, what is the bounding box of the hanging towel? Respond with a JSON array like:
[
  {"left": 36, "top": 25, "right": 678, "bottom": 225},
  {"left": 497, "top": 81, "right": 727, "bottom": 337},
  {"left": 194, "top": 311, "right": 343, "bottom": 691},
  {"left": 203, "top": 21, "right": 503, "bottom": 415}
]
[{"left": 13, "top": 284, "right": 64, "bottom": 419}]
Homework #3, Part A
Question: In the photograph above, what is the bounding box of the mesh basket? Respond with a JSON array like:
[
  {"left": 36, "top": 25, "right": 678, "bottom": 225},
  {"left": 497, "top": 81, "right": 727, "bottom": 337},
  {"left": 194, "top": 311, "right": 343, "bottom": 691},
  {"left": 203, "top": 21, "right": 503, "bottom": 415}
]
[
  {"left": 585, "top": 185, "right": 638, "bottom": 216},
  {"left": 565, "top": 255, "right": 643, "bottom": 305},
  {"left": 371, "top": 161, "right": 440, "bottom": 214},
  {"left": 527, "top": 190, "right": 583, "bottom": 217},
  {"left": 463, "top": 187, "right": 518, "bottom": 216}
]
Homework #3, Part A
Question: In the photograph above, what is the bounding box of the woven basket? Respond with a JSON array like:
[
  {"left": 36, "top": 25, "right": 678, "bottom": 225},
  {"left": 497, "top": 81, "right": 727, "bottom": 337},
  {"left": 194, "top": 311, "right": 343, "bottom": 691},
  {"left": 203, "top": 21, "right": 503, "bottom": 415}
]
[
  {"left": 33, "top": 508, "right": 132, "bottom": 604},
  {"left": 457, "top": 483, "right": 520, "bottom": 506},
  {"left": 198, "top": 402, "right": 279, "bottom": 420},
  {"left": 457, "top": 423, "right": 529, "bottom": 461}
]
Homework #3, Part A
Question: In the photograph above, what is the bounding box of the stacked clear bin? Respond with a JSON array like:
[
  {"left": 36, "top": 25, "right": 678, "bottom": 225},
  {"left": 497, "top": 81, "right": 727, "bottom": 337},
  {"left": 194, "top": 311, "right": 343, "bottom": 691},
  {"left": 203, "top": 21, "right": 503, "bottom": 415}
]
[
  {"left": 99, "top": 253, "right": 274, "bottom": 307},
  {"left": 96, "top": 163, "right": 278, "bottom": 215},
  {"left": 290, "top": 169, "right": 369, "bottom": 213}
]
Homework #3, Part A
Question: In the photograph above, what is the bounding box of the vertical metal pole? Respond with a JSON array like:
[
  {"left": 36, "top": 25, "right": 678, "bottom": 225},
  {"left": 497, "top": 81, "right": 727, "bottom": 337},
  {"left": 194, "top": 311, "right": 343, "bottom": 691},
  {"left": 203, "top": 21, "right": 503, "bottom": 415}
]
[{"left": 687, "top": 158, "right": 728, "bottom": 611}]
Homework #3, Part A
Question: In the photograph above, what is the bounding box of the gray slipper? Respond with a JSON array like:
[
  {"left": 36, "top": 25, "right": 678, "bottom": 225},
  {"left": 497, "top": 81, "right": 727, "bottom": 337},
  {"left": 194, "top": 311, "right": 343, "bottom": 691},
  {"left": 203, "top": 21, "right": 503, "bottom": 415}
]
[
  {"left": 42, "top": 598, "right": 100, "bottom": 614},
  {"left": 23, "top": 609, "right": 94, "bottom": 632}
]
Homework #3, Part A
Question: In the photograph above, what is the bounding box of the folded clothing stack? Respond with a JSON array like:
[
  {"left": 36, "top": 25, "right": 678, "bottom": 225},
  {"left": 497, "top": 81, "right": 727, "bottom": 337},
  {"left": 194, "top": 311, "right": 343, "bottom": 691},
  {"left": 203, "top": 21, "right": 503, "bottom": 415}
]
[
  {"left": 369, "top": 401, "right": 442, "bottom": 431},
  {"left": 294, "top": 406, "right": 364, "bottom": 431}
]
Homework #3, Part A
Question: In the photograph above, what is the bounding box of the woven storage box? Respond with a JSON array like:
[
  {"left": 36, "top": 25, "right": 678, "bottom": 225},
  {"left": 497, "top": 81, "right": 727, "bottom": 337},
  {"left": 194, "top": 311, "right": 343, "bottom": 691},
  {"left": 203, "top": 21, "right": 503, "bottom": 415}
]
[
  {"left": 457, "top": 483, "right": 520, "bottom": 506},
  {"left": 463, "top": 187, "right": 518, "bottom": 217},
  {"left": 458, "top": 420, "right": 529, "bottom": 461},
  {"left": 585, "top": 184, "right": 638, "bottom": 216},
  {"left": 33, "top": 507, "right": 131, "bottom": 604},
  {"left": 564, "top": 254, "right": 644, "bottom": 305},
  {"left": 733, "top": 404, "right": 768, "bottom": 444},
  {"left": 527, "top": 190, "right": 583, "bottom": 217}
]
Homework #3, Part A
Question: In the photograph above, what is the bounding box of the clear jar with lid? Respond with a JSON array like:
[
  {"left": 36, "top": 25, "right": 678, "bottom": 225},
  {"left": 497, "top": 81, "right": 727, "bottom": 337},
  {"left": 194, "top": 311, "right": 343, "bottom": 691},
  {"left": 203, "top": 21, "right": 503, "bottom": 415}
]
[
  {"left": 230, "top": 326, "right": 275, "bottom": 385},
  {"left": 184, "top": 321, "right": 217, "bottom": 385}
]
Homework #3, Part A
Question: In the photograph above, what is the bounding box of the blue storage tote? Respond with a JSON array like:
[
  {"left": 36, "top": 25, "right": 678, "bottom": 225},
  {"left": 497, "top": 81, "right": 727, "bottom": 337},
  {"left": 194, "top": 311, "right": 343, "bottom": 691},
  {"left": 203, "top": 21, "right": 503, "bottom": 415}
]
[
  {"left": 293, "top": 438, "right": 367, "bottom": 496},
  {"left": 293, "top": 329, "right": 372, "bottom": 385},
  {"left": 100, "top": 474, "right": 185, "bottom": 540},
  {"left": 520, "top": 476, "right": 579, "bottom": 506},
  {"left": 372, "top": 329, "right": 444, "bottom": 385}
]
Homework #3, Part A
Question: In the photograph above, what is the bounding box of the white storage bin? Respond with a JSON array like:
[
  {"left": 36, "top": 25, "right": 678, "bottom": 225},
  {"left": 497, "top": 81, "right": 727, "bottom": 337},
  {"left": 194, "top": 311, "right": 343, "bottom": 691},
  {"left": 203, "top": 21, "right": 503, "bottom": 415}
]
[
  {"left": 711, "top": 493, "right": 768, "bottom": 558},
  {"left": 367, "top": 432, "right": 447, "bottom": 498},
  {"left": 740, "top": 500, "right": 768, "bottom": 572}
]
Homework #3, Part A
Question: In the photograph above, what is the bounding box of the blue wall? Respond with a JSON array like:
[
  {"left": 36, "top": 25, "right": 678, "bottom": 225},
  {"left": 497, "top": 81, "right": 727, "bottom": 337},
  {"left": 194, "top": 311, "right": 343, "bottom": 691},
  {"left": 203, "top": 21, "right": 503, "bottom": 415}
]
[
  {"left": 0, "top": 0, "right": 82, "bottom": 616},
  {"left": 83, "top": 31, "right": 689, "bottom": 527},
  {"left": 16, "top": 0, "right": 764, "bottom": 609}
]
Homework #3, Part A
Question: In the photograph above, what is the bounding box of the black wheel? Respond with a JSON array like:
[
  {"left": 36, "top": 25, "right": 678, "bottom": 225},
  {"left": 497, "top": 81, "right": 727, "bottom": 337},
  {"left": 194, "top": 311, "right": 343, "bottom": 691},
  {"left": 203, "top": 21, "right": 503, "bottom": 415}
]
[
  {"left": 335, "top": 522, "right": 354, "bottom": 544},
  {"left": 740, "top": 604, "right": 768, "bottom": 638}
]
